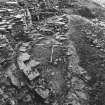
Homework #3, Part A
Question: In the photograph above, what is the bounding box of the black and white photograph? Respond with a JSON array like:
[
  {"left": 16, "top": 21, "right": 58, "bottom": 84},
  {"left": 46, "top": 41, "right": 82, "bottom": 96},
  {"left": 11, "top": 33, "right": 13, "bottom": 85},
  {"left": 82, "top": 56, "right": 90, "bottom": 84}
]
[{"left": 0, "top": 0, "right": 105, "bottom": 105}]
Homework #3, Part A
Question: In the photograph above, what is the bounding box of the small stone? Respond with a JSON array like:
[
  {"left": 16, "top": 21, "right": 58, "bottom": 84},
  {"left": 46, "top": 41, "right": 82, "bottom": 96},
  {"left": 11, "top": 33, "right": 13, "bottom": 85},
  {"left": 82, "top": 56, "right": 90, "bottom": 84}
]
[
  {"left": 19, "top": 46, "right": 26, "bottom": 52},
  {"left": 35, "top": 88, "right": 49, "bottom": 99},
  {"left": 7, "top": 64, "right": 21, "bottom": 87},
  {"left": 18, "top": 53, "right": 30, "bottom": 62},
  {"left": 22, "top": 42, "right": 30, "bottom": 47},
  {"left": 76, "top": 91, "right": 87, "bottom": 100},
  {"left": 10, "top": 99, "right": 16, "bottom": 105},
  {"left": 27, "top": 69, "right": 40, "bottom": 80},
  {"left": 23, "top": 95, "right": 32, "bottom": 102},
  {"left": 28, "top": 60, "right": 40, "bottom": 67},
  {"left": 0, "top": 88, "right": 3, "bottom": 94}
]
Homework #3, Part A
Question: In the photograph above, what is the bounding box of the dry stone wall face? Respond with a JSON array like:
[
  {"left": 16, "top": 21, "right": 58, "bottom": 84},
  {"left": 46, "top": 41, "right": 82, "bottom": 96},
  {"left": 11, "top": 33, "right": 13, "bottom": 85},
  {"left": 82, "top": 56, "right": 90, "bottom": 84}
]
[{"left": 15, "top": 14, "right": 91, "bottom": 105}]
